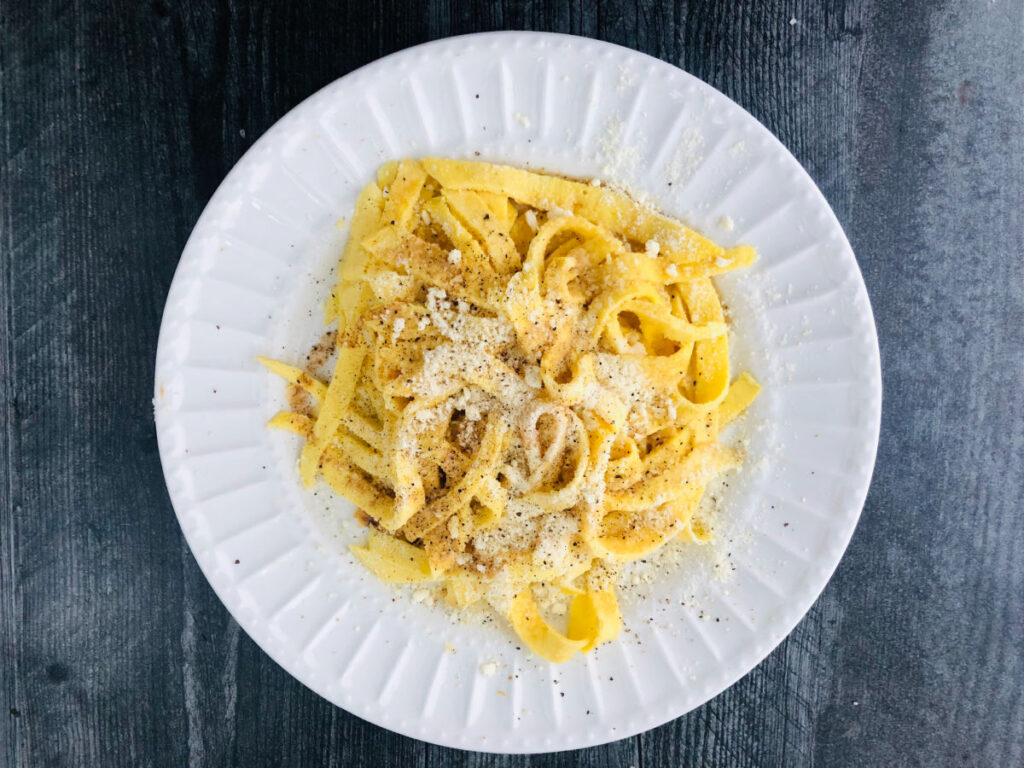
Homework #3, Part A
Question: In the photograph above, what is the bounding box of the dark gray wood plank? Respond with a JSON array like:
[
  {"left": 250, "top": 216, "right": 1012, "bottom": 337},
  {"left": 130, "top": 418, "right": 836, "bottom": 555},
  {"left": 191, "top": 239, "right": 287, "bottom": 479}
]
[
  {"left": 1, "top": 2, "right": 191, "bottom": 765},
  {"left": 1, "top": 1, "right": 1021, "bottom": 766},
  {"left": 817, "top": 0, "right": 1024, "bottom": 764}
]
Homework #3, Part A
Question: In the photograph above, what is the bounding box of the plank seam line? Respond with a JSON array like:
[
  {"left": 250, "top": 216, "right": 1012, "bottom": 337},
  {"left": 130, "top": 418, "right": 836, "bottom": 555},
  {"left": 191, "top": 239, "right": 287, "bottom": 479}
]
[{"left": 1, "top": 81, "right": 22, "bottom": 763}]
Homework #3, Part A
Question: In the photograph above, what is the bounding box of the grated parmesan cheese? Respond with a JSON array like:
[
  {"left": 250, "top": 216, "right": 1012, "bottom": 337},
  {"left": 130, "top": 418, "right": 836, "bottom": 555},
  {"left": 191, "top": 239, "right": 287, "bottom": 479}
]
[
  {"left": 617, "top": 63, "right": 635, "bottom": 91},
  {"left": 597, "top": 117, "right": 642, "bottom": 181},
  {"left": 391, "top": 316, "right": 406, "bottom": 342},
  {"left": 524, "top": 365, "right": 543, "bottom": 389},
  {"left": 666, "top": 126, "right": 705, "bottom": 186}
]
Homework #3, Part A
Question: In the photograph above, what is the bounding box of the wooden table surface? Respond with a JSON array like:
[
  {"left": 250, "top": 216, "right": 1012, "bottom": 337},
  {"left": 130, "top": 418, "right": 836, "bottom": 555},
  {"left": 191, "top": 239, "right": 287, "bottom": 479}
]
[{"left": 2, "top": 1, "right": 1022, "bottom": 766}]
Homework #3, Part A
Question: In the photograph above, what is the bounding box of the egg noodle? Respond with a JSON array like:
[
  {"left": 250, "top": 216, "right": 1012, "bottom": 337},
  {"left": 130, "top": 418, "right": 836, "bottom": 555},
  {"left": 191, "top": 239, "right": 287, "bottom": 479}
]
[{"left": 259, "top": 158, "right": 760, "bottom": 663}]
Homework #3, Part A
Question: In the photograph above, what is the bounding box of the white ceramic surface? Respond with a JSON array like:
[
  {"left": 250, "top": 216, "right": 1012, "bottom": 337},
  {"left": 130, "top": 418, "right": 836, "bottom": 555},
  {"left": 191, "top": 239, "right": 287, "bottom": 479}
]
[{"left": 154, "top": 32, "right": 881, "bottom": 753}]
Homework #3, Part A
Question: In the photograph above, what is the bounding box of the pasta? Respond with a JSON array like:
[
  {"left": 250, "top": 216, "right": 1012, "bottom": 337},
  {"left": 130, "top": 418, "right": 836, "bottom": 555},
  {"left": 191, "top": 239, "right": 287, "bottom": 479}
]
[{"left": 260, "top": 158, "right": 760, "bottom": 663}]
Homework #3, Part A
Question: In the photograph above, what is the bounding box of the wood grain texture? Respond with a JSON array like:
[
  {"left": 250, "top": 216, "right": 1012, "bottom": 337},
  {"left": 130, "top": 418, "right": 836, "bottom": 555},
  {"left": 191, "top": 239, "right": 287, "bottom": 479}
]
[{"left": 1, "top": 1, "right": 1021, "bottom": 766}]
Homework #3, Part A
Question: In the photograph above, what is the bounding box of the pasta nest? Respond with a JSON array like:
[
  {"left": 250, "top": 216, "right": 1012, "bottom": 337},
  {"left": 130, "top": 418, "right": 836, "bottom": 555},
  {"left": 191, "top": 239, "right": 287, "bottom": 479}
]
[{"left": 260, "top": 158, "right": 760, "bottom": 662}]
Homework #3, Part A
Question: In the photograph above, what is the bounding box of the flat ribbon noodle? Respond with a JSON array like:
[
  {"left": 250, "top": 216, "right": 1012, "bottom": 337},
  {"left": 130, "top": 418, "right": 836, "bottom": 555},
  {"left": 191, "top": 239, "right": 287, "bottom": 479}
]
[{"left": 259, "top": 158, "right": 763, "bottom": 663}]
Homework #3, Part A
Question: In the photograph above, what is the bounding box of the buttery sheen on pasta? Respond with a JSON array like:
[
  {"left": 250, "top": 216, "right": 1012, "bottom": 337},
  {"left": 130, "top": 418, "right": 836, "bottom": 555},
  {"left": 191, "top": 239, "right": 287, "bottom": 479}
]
[{"left": 260, "top": 158, "right": 760, "bottom": 663}]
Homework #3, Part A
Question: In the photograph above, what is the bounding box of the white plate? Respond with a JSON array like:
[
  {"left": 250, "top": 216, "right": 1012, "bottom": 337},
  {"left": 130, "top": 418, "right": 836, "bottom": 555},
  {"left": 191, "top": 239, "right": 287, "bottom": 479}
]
[{"left": 154, "top": 32, "right": 881, "bottom": 753}]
